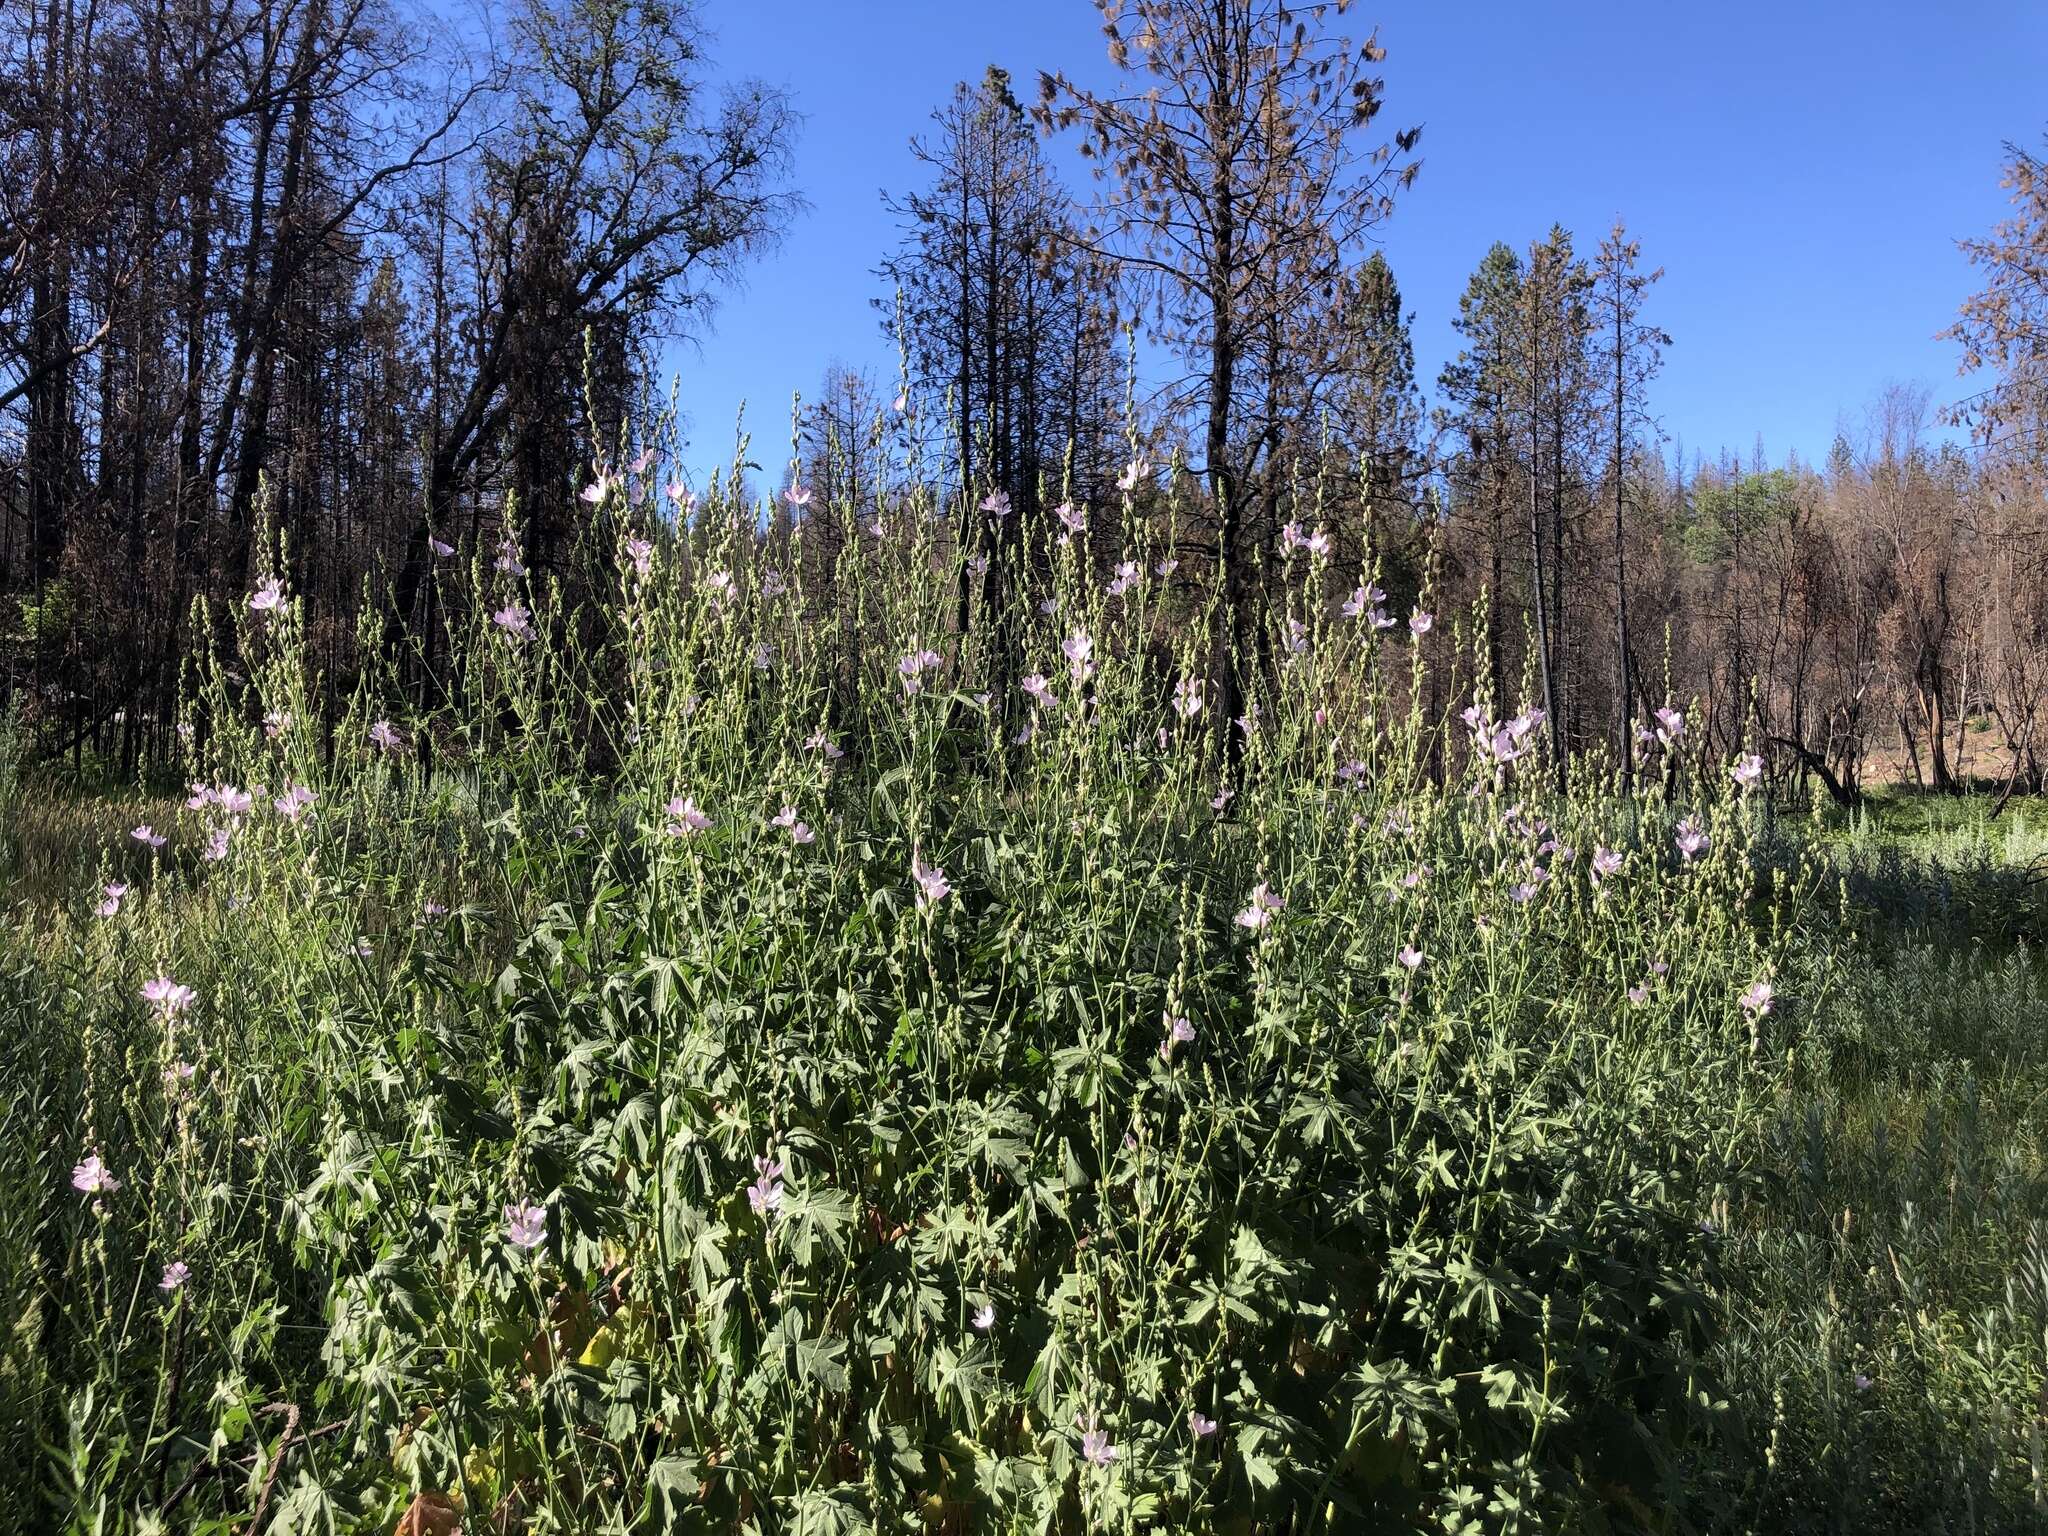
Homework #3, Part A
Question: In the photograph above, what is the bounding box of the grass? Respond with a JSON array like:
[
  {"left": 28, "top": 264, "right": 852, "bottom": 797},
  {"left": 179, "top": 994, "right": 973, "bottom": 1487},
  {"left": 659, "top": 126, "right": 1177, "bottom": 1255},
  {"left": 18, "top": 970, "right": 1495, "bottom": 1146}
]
[
  {"left": 0, "top": 452, "right": 2040, "bottom": 1533},
  {"left": 1714, "top": 791, "right": 2048, "bottom": 1531}
]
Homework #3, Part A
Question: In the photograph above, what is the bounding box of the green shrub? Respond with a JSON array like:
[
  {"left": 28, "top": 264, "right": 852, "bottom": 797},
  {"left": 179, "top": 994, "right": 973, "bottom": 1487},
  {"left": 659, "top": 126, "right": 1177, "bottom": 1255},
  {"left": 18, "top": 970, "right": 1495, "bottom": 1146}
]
[{"left": 0, "top": 451, "right": 1824, "bottom": 1533}]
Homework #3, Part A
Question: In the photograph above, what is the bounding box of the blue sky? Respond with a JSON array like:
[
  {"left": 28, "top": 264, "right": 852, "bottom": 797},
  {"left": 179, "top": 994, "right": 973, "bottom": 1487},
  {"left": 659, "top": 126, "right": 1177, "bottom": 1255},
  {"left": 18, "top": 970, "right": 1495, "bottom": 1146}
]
[{"left": 660, "top": 1, "right": 2047, "bottom": 483}]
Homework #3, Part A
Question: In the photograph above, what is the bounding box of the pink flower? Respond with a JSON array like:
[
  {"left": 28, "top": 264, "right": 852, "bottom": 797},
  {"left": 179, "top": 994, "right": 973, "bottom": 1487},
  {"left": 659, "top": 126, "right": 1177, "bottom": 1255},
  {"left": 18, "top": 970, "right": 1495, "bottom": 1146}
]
[
  {"left": 770, "top": 805, "right": 814, "bottom": 844},
  {"left": 1408, "top": 610, "right": 1433, "bottom": 637},
  {"left": 628, "top": 447, "right": 655, "bottom": 475},
  {"left": 1021, "top": 674, "right": 1058, "bottom": 710},
  {"left": 762, "top": 567, "right": 788, "bottom": 598},
  {"left": 71, "top": 1153, "right": 120, "bottom": 1195},
  {"left": 160, "top": 1260, "right": 191, "bottom": 1292},
  {"left": 624, "top": 537, "right": 654, "bottom": 577},
  {"left": 1397, "top": 945, "right": 1425, "bottom": 971},
  {"left": 1117, "top": 457, "right": 1148, "bottom": 493},
  {"left": 1740, "top": 979, "right": 1774, "bottom": 1016},
  {"left": 892, "top": 391, "right": 908, "bottom": 413},
  {"left": 504, "top": 1198, "right": 547, "bottom": 1250},
  {"left": 249, "top": 577, "right": 284, "bottom": 614},
  {"left": 1477, "top": 728, "right": 1525, "bottom": 766},
  {"left": 94, "top": 882, "right": 127, "bottom": 918},
  {"left": 972, "top": 1301, "right": 996, "bottom": 1332},
  {"left": 216, "top": 786, "right": 253, "bottom": 816},
  {"left": 1159, "top": 1012, "right": 1197, "bottom": 1061},
  {"left": 1154, "top": 556, "right": 1179, "bottom": 577},
  {"left": 430, "top": 537, "right": 455, "bottom": 558},
  {"left": 1627, "top": 984, "right": 1650, "bottom": 1006},
  {"left": 492, "top": 603, "right": 532, "bottom": 640},
  {"left": 1107, "top": 559, "right": 1141, "bottom": 596},
  {"left": 494, "top": 540, "right": 527, "bottom": 577},
  {"left": 747, "top": 1155, "right": 785, "bottom": 1218},
  {"left": 185, "top": 783, "right": 216, "bottom": 811},
  {"left": 1278, "top": 523, "right": 1323, "bottom": 556},
  {"left": 264, "top": 709, "right": 292, "bottom": 740},
  {"left": 1281, "top": 522, "right": 1330, "bottom": 557},
  {"left": 783, "top": 481, "right": 813, "bottom": 509},
  {"left": 1654, "top": 706, "right": 1686, "bottom": 746},
  {"left": 201, "top": 826, "right": 231, "bottom": 863},
  {"left": 1235, "top": 882, "right": 1285, "bottom": 931},
  {"left": 1343, "top": 582, "right": 1385, "bottom": 620},
  {"left": 579, "top": 478, "right": 609, "bottom": 505},
  {"left": 897, "top": 647, "right": 943, "bottom": 695},
  {"left": 131, "top": 824, "right": 166, "bottom": 850},
  {"left": 805, "top": 728, "right": 845, "bottom": 761},
  {"left": 912, "top": 852, "right": 952, "bottom": 909},
  {"left": 1673, "top": 816, "right": 1709, "bottom": 862},
  {"left": 141, "top": 976, "right": 197, "bottom": 1015},
  {"left": 1080, "top": 1424, "right": 1119, "bottom": 1466},
  {"left": 1061, "top": 630, "right": 1095, "bottom": 686},
  {"left": 368, "top": 719, "right": 403, "bottom": 753},
  {"left": 1590, "top": 847, "right": 1623, "bottom": 882},
  {"left": 980, "top": 489, "right": 1012, "bottom": 519},
  {"left": 1732, "top": 753, "right": 1764, "bottom": 790},
  {"left": 1210, "top": 786, "right": 1235, "bottom": 812},
  {"left": 1190, "top": 1411, "right": 1218, "bottom": 1438},
  {"left": 1173, "top": 677, "right": 1203, "bottom": 719},
  {"left": 1053, "top": 501, "right": 1086, "bottom": 539},
  {"left": 967, "top": 553, "right": 990, "bottom": 578},
  {"left": 663, "top": 796, "right": 712, "bottom": 837},
  {"left": 274, "top": 783, "right": 316, "bottom": 822}
]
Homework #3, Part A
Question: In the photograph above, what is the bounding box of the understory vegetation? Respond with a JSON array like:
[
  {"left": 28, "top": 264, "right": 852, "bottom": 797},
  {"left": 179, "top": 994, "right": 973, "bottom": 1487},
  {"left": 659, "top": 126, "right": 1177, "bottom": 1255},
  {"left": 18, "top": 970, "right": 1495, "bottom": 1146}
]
[{"left": 0, "top": 432, "right": 2040, "bottom": 1535}]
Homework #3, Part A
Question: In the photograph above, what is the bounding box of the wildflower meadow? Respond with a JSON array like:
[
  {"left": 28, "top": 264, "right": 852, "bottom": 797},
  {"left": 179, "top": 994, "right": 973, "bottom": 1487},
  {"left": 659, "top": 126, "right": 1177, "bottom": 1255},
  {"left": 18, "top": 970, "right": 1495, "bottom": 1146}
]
[{"left": 0, "top": 407, "right": 2042, "bottom": 1534}]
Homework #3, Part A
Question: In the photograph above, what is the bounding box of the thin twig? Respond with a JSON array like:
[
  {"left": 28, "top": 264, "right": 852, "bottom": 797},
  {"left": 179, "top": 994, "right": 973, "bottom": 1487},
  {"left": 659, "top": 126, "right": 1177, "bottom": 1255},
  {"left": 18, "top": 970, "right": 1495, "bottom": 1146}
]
[
  {"left": 158, "top": 1411, "right": 346, "bottom": 1519},
  {"left": 245, "top": 1402, "right": 300, "bottom": 1535}
]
